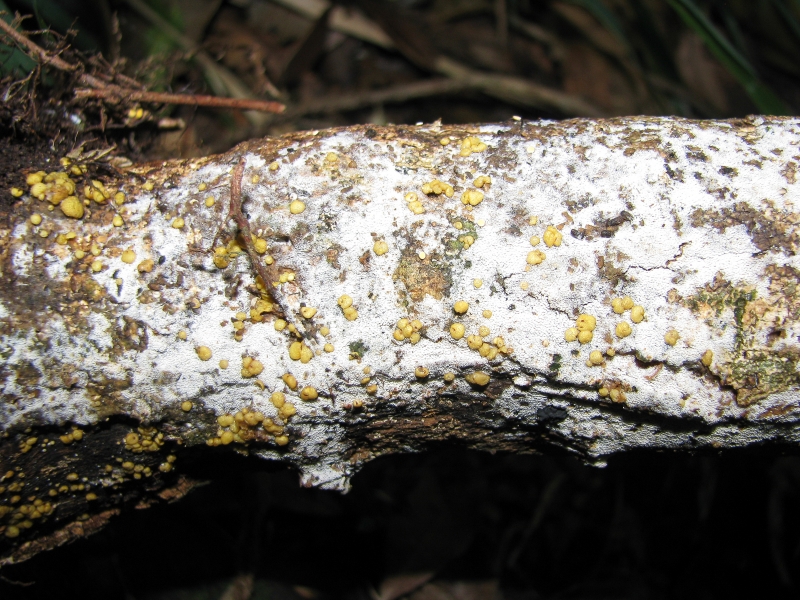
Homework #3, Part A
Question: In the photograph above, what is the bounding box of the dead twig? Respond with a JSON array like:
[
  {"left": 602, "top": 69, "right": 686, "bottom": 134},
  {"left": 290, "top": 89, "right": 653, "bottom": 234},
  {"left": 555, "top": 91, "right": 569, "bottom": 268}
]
[
  {"left": 0, "top": 15, "right": 285, "bottom": 115},
  {"left": 74, "top": 87, "right": 285, "bottom": 113}
]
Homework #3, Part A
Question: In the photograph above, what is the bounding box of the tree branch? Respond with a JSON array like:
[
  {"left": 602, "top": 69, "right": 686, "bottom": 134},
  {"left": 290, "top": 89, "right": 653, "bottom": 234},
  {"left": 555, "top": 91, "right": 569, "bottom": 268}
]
[{"left": 1, "top": 116, "right": 799, "bottom": 564}]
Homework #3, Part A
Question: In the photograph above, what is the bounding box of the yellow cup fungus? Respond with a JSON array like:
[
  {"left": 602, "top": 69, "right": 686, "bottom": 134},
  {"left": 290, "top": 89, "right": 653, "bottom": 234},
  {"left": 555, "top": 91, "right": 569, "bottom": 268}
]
[
  {"left": 60, "top": 196, "right": 85, "bottom": 219},
  {"left": 252, "top": 237, "right": 268, "bottom": 254},
  {"left": 90, "top": 260, "right": 103, "bottom": 272},
  {"left": 289, "top": 200, "right": 306, "bottom": 214},
  {"left": 269, "top": 161, "right": 280, "bottom": 171},
  {"left": 180, "top": 401, "right": 193, "bottom": 412},
  {"left": 450, "top": 322, "right": 466, "bottom": 339},
  {"left": 112, "top": 215, "right": 124, "bottom": 227},
  {"left": 577, "top": 330, "right": 593, "bottom": 344},
  {"left": 461, "top": 189, "right": 484, "bottom": 206},
  {"left": 30, "top": 213, "right": 42, "bottom": 225},
  {"left": 121, "top": 249, "right": 136, "bottom": 264},
  {"left": 196, "top": 346, "right": 212, "bottom": 361},
  {"left": 300, "top": 386, "right": 318, "bottom": 401},
  {"left": 664, "top": 329, "right": 680, "bottom": 346},
  {"left": 701, "top": 349, "right": 713, "bottom": 367},
  {"left": 415, "top": 366, "right": 430, "bottom": 378},
  {"left": 467, "top": 334, "right": 484, "bottom": 350},
  {"left": 443, "top": 372, "right": 456, "bottom": 382},
  {"left": 473, "top": 278, "right": 483, "bottom": 288},
  {"left": 205, "top": 196, "right": 215, "bottom": 207},
  {"left": 454, "top": 300, "right": 469, "bottom": 314},
  {"left": 324, "top": 343, "right": 334, "bottom": 352},
  {"left": 171, "top": 217, "right": 185, "bottom": 229},
  {"left": 300, "top": 306, "right": 318, "bottom": 319},
  {"left": 373, "top": 240, "right": 389, "bottom": 255},
  {"left": 219, "top": 359, "right": 229, "bottom": 369},
  {"left": 630, "top": 305, "right": 645, "bottom": 323},
  {"left": 473, "top": 175, "right": 492, "bottom": 188},
  {"left": 526, "top": 250, "right": 546, "bottom": 265},
  {"left": 543, "top": 225, "right": 563, "bottom": 247},
  {"left": 482, "top": 309, "right": 492, "bottom": 319},
  {"left": 137, "top": 259, "right": 154, "bottom": 273},
  {"left": 282, "top": 373, "right": 298, "bottom": 389},
  {"left": 466, "top": 371, "right": 490, "bottom": 386},
  {"left": 615, "top": 322, "right": 632, "bottom": 338},
  {"left": 529, "top": 235, "right": 540, "bottom": 246}
]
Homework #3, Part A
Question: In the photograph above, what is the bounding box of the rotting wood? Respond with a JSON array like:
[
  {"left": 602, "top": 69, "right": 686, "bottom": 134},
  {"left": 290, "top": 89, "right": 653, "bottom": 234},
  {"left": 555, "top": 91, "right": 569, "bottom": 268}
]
[{"left": 1, "top": 116, "right": 799, "bottom": 564}]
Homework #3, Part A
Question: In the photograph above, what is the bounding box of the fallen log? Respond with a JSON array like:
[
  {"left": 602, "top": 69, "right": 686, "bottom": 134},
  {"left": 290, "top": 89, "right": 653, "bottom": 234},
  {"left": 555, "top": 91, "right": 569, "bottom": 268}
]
[{"left": 1, "top": 115, "right": 799, "bottom": 564}]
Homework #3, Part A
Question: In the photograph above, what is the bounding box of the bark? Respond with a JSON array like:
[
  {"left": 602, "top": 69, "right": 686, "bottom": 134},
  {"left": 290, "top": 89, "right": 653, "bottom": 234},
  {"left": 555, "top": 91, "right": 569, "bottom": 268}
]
[{"left": 1, "top": 116, "right": 799, "bottom": 564}]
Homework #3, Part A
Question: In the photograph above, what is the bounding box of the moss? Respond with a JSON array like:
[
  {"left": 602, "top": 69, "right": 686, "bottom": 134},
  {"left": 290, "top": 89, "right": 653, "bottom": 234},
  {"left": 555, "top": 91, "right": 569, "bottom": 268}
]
[{"left": 348, "top": 340, "right": 369, "bottom": 360}]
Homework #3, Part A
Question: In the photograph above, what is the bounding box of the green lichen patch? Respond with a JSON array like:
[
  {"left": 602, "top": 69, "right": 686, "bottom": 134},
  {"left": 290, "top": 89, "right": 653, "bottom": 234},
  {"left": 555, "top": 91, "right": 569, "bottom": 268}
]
[
  {"left": 348, "top": 340, "right": 369, "bottom": 360},
  {"left": 686, "top": 272, "right": 800, "bottom": 407},
  {"left": 723, "top": 348, "right": 800, "bottom": 407}
]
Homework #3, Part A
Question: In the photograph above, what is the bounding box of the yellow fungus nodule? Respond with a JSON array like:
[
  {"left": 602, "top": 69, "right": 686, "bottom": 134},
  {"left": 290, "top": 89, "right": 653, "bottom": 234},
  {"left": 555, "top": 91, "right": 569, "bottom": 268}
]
[
  {"left": 564, "top": 327, "right": 579, "bottom": 342},
  {"left": 112, "top": 215, "right": 124, "bottom": 227},
  {"left": 466, "top": 371, "right": 490, "bottom": 386},
  {"left": 289, "top": 200, "right": 306, "bottom": 214},
  {"left": 373, "top": 240, "right": 389, "bottom": 255},
  {"left": 543, "top": 225, "right": 563, "bottom": 247},
  {"left": 30, "top": 213, "right": 42, "bottom": 225},
  {"left": 611, "top": 298, "right": 625, "bottom": 314},
  {"left": 589, "top": 350, "right": 604, "bottom": 365},
  {"left": 415, "top": 366, "right": 429, "bottom": 378},
  {"left": 253, "top": 237, "right": 268, "bottom": 254},
  {"left": 171, "top": 217, "right": 185, "bottom": 229},
  {"left": 219, "top": 359, "right": 229, "bottom": 369},
  {"left": 196, "top": 346, "right": 212, "bottom": 361},
  {"left": 90, "top": 260, "right": 103, "bottom": 272},
  {"left": 205, "top": 196, "right": 215, "bottom": 207},
  {"left": 577, "top": 330, "right": 593, "bottom": 344},
  {"left": 622, "top": 296, "right": 634, "bottom": 310},
  {"left": 337, "top": 294, "right": 353, "bottom": 309},
  {"left": 300, "top": 306, "right": 318, "bottom": 319},
  {"left": 180, "top": 401, "right": 193, "bottom": 412},
  {"left": 664, "top": 329, "right": 680, "bottom": 346},
  {"left": 300, "top": 386, "right": 318, "bottom": 401},
  {"left": 575, "top": 314, "right": 597, "bottom": 332},
  {"left": 453, "top": 300, "right": 469, "bottom": 314},
  {"left": 121, "top": 249, "right": 136, "bottom": 264}
]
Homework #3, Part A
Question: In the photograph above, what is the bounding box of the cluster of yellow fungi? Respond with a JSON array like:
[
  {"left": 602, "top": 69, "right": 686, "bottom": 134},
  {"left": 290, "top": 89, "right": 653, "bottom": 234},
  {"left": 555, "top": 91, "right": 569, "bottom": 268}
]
[
  {"left": 16, "top": 159, "right": 130, "bottom": 224},
  {"left": 564, "top": 314, "right": 597, "bottom": 344},
  {"left": 123, "top": 427, "right": 165, "bottom": 453},
  {"left": 393, "top": 317, "right": 424, "bottom": 344},
  {"left": 459, "top": 136, "right": 488, "bottom": 157},
  {"left": 207, "top": 404, "right": 292, "bottom": 448},
  {"left": 337, "top": 294, "right": 358, "bottom": 320},
  {"left": 422, "top": 179, "right": 454, "bottom": 197},
  {"left": 610, "top": 296, "right": 645, "bottom": 339}
]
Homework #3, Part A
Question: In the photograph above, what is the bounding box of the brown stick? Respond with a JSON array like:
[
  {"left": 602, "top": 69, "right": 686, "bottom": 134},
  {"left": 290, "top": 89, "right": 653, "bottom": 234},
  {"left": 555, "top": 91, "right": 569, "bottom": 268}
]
[{"left": 75, "top": 87, "right": 285, "bottom": 114}]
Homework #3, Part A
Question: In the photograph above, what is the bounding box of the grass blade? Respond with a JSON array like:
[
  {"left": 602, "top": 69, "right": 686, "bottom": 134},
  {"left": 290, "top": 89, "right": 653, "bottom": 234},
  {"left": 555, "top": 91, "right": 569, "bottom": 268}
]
[{"left": 668, "top": 0, "right": 789, "bottom": 114}]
